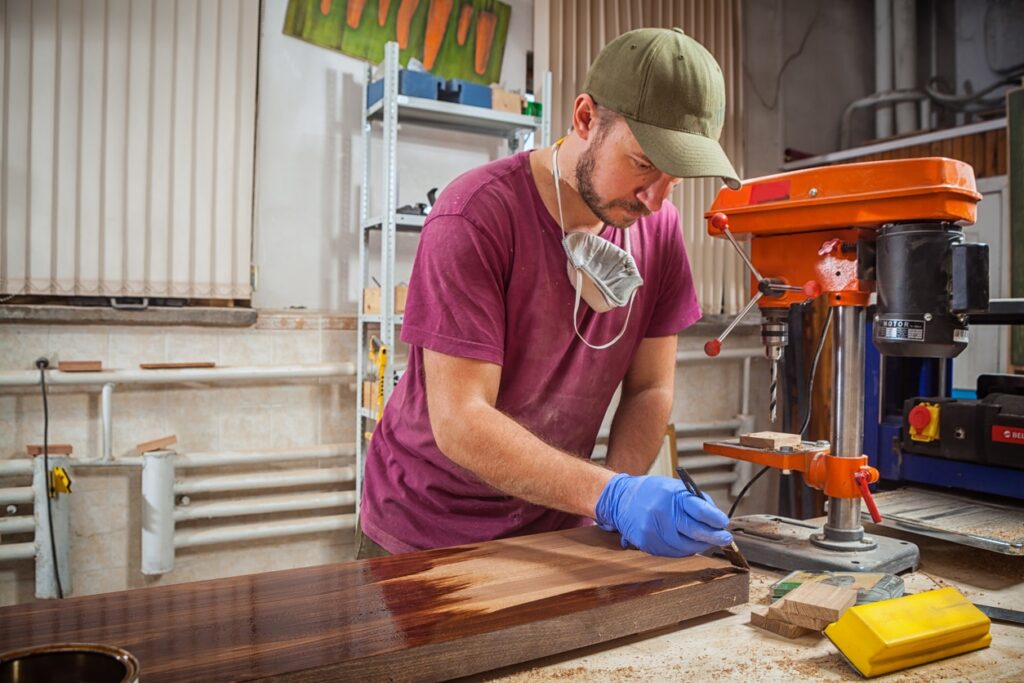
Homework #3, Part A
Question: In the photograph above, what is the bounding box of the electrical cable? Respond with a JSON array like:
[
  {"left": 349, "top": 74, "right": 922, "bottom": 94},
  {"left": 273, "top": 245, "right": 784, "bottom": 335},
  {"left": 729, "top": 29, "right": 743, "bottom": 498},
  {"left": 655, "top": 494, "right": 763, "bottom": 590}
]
[
  {"left": 38, "top": 359, "right": 64, "bottom": 599},
  {"left": 728, "top": 305, "right": 834, "bottom": 518},
  {"left": 798, "top": 306, "right": 834, "bottom": 437}
]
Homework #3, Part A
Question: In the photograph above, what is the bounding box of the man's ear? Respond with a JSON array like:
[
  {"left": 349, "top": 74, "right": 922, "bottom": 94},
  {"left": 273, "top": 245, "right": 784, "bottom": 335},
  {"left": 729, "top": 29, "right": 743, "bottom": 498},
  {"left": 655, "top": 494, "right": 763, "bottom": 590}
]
[{"left": 571, "top": 94, "right": 599, "bottom": 141}]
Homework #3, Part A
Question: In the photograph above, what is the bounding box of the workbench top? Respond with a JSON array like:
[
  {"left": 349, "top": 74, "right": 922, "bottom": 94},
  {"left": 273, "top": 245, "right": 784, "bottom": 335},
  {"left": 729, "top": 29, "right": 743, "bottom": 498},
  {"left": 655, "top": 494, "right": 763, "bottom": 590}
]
[{"left": 474, "top": 525, "right": 1024, "bottom": 682}]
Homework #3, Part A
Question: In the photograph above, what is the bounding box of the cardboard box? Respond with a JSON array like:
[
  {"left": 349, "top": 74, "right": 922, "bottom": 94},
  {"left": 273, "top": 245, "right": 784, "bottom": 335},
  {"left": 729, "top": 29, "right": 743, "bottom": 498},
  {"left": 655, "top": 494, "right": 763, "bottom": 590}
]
[
  {"left": 491, "top": 88, "right": 524, "bottom": 113},
  {"left": 362, "top": 380, "right": 379, "bottom": 412},
  {"left": 362, "top": 285, "right": 408, "bottom": 314}
]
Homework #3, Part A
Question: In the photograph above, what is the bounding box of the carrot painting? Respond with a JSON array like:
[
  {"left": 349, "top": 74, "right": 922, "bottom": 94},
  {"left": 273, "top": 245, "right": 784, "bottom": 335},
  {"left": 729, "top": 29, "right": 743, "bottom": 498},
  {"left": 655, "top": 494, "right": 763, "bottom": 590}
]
[
  {"left": 474, "top": 8, "right": 496, "bottom": 75},
  {"left": 396, "top": 0, "right": 421, "bottom": 49},
  {"left": 283, "top": 0, "right": 511, "bottom": 85},
  {"left": 456, "top": 3, "right": 472, "bottom": 46},
  {"left": 346, "top": 0, "right": 366, "bottom": 28},
  {"left": 423, "top": 0, "right": 454, "bottom": 70}
]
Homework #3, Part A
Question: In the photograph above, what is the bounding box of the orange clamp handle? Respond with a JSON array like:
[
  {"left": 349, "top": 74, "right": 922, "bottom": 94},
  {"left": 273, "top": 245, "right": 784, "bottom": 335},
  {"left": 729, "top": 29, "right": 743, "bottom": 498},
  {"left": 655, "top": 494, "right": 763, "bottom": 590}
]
[{"left": 854, "top": 469, "right": 882, "bottom": 523}]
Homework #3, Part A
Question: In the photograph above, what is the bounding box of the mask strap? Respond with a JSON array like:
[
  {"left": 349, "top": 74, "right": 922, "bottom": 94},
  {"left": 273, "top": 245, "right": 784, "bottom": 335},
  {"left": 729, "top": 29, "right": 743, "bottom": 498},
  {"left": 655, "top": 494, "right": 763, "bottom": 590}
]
[
  {"left": 551, "top": 140, "right": 569, "bottom": 239},
  {"left": 571, "top": 269, "right": 637, "bottom": 350}
]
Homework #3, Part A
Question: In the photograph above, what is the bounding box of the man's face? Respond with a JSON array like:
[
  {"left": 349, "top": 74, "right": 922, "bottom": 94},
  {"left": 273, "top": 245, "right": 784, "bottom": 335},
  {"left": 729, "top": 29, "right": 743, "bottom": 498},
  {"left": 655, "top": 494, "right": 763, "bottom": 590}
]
[{"left": 573, "top": 116, "right": 681, "bottom": 229}]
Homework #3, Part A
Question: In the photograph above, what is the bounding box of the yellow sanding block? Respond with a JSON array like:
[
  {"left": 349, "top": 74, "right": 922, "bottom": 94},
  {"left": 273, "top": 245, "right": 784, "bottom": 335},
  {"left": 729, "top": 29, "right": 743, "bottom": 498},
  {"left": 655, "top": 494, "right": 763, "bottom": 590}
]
[{"left": 824, "top": 587, "right": 991, "bottom": 678}]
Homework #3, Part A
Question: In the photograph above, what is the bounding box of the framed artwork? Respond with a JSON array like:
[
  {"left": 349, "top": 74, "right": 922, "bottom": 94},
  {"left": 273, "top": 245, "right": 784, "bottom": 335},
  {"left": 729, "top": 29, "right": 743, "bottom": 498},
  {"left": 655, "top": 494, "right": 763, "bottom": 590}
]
[{"left": 284, "top": 0, "right": 512, "bottom": 85}]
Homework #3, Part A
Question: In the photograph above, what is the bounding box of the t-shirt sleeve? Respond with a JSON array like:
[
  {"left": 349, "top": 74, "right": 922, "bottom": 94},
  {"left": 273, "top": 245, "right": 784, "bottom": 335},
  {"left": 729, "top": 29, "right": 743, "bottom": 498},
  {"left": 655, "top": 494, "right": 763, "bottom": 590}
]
[
  {"left": 400, "top": 212, "right": 508, "bottom": 365},
  {"left": 644, "top": 214, "right": 702, "bottom": 337}
]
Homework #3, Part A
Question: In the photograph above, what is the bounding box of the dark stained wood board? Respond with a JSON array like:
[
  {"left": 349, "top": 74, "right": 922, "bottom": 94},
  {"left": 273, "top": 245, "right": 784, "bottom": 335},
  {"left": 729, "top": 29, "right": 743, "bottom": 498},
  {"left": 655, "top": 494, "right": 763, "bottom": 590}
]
[{"left": 0, "top": 526, "right": 748, "bottom": 682}]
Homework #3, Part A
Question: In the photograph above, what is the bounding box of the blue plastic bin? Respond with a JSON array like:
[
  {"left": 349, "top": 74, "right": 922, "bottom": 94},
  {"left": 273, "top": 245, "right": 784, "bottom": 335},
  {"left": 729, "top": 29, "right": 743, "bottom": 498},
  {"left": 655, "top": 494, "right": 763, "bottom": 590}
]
[
  {"left": 367, "top": 70, "right": 444, "bottom": 108},
  {"left": 439, "top": 79, "right": 492, "bottom": 109}
]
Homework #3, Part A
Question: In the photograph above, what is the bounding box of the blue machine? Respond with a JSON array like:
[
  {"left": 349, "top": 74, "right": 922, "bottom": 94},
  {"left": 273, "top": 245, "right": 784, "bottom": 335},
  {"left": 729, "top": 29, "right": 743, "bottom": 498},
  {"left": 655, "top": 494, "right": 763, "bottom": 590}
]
[{"left": 863, "top": 317, "right": 1024, "bottom": 501}]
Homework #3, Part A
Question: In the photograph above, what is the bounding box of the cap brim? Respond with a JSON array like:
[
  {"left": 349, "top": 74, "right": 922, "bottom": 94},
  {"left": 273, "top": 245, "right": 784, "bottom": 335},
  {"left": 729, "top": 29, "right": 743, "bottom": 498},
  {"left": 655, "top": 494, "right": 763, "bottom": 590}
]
[{"left": 624, "top": 117, "right": 742, "bottom": 190}]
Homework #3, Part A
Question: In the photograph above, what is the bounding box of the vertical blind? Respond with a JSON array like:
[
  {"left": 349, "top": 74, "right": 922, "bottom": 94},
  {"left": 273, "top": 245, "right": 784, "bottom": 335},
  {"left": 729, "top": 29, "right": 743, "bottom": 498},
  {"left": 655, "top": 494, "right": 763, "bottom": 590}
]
[
  {"left": 539, "top": 0, "right": 747, "bottom": 316},
  {"left": 1, "top": 0, "right": 258, "bottom": 300}
]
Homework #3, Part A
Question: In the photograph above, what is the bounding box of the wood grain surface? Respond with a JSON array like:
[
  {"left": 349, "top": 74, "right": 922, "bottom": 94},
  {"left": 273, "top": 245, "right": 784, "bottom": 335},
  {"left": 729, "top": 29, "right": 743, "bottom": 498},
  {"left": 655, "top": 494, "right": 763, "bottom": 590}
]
[{"left": 0, "top": 526, "right": 748, "bottom": 682}]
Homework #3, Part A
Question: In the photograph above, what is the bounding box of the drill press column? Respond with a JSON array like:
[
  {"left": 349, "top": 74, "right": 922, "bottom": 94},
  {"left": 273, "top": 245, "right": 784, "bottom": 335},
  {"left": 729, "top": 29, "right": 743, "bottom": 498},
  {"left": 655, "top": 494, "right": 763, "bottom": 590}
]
[{"left": 814, "top": 305, "right": 878, "bottom": 550}]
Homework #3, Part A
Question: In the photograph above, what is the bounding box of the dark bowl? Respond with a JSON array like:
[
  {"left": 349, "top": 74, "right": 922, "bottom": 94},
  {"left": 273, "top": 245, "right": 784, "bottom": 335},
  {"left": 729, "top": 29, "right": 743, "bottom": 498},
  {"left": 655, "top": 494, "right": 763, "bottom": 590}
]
[{"left": 0, "top": 643, "right": 139, "bottom": 683}]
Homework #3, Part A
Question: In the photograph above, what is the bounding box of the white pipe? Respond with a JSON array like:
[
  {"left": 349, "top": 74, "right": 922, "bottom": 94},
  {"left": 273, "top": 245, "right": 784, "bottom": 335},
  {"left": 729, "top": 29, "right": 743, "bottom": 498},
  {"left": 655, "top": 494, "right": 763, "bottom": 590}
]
[
  {"left": 174, "top": 466, "right": 356, "bottom": 495},
  {"left": 0, "top": 516, "right": 34, "bottom": 534},
  {"left": 102, "top": 382, "right": 114, "bottom": 462},
  {"left": 742, "top": 357, "right": 751, "bottom": 415},
  {"left": 174, "top": 513, "right": 356, "bottom": 549},
  {"left": 893, "top": 0, "right": 917, "bottom": 134},
  {"left": 175, "top": 444, "right": 354, "bottom": 468},
  {"left": 678, "top": 455, "right": 735, "bottom": 471},
  {"left": 677, "top": 437, "right": 716, "bottom": 453},
  {"left": 142, "top": 450, "right": 176, "bottom": 575},
  {"left": 677, "top": 348, "right": 765, "bottom": 363},
  {"left": 0, "top": 460, "right": 33, "bottom": 477},
  {"left": 0, "top": 487, "right": 34, "bottom": 506},
  {"left": 0, "top": 542, "right": 35, "bottom": 562},
  {"left": 0, "top": 363, "right": 356, "bottom": 387},
  {"left": 693, "top": 471, "right": 740, "bottom": 488},
  {"left": 875, "top": 0, "right": 894, "bottom": 138},
  {"left": 174, "top": 491, "right": 357, "bottom": 522},
  {"left": 675, "top": 420, "right": 742, "bottom": 435}
]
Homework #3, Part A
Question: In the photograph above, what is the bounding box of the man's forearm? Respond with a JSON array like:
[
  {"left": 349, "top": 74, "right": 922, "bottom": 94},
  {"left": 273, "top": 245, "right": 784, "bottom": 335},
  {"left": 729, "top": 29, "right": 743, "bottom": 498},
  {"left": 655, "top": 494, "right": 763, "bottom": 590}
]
[
  {"left": 605, "top": 386, "right": 674, "bottom": 475},
  {"left": 433, "top": 401, "right": 616, "bottom": 519}
]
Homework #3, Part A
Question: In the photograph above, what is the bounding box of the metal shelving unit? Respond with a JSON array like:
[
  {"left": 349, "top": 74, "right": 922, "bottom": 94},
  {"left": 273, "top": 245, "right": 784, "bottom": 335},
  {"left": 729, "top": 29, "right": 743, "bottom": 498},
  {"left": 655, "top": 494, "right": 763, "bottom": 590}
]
[{"left": 355, "top": 42, "right": 551, "bottom": 512}]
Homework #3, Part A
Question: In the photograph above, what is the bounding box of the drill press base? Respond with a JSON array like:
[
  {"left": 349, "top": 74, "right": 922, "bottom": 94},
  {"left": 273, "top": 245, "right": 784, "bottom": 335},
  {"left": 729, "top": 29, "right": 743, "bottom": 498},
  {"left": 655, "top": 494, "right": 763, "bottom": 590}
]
[{"left": 728, "top": 514, "right": 920, "bottom": 573}]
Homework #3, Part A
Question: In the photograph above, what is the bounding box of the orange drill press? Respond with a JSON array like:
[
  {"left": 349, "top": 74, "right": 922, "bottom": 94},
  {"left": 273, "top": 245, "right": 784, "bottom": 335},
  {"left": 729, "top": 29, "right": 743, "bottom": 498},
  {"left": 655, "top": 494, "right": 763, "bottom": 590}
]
[{"left": 701, "top": 157, "right": 987, "bottom": 573}]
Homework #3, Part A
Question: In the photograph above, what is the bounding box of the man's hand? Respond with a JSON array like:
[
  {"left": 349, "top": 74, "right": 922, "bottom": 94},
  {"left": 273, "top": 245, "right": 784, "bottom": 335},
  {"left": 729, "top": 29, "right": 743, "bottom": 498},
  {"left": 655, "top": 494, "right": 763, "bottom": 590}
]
[{"left": 594, "top": 473, "right": 733, "bottom": 557}]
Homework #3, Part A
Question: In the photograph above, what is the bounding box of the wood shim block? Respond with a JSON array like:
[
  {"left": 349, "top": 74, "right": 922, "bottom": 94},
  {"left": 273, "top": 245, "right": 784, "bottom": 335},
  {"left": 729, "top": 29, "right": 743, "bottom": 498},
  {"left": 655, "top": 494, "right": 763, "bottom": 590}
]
[
  {"left": 767, "top": 602, "right": 832, "bottom": 631},
  {"left": 777, "top": 581, "right": 858, "bottom": 624},
  {"left": 58, "top": 360, "right": 102, "bottom": 372},
  {"left": 135, "top": 435, "right": 178, "bottom": 454},
  {"left": 739, "top": 431, "right": 802, "bottom": 449},
  {"left": 26, "top": 444, "right": 73, "bottom": 456},
  {"left": 750, "top": 606, "right": 813, "bottom": 639},
  {"left": 0, "top": 526, "right": 748, "bottom": 682},
  {"left": 140, "top": 362, "right": 216, "bottom": 369}
]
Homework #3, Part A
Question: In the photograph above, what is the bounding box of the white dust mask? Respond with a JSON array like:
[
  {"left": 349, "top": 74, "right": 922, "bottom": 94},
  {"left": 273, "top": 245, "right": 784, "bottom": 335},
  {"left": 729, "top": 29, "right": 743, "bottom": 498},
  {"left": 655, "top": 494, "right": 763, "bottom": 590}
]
[{"left": 551, "top": 140, "right": 644, "bottom": 349}]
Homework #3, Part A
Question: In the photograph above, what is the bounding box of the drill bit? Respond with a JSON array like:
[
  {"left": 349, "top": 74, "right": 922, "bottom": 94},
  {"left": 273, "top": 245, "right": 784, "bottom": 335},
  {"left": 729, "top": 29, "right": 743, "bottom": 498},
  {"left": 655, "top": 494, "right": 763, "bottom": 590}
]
[
  {"left": 675, "top": 466, "right": 750, "bottom": 570},
  {"left": 769, "top": 358, "right": 778, "bottom": 424}
]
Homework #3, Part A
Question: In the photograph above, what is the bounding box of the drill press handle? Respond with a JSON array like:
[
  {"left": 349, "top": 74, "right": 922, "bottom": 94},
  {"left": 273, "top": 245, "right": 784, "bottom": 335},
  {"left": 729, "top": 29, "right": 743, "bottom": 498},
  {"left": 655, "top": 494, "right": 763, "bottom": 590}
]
[{"left": 703, "top": 212, "right": 821, "bottom": 357}]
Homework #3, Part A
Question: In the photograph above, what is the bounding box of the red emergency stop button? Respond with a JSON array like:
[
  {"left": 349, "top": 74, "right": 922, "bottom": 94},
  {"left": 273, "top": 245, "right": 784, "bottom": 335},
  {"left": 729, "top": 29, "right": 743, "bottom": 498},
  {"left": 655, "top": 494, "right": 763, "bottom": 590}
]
[{"left": 909, "top": 404, "right": 933, "bottom": 430}]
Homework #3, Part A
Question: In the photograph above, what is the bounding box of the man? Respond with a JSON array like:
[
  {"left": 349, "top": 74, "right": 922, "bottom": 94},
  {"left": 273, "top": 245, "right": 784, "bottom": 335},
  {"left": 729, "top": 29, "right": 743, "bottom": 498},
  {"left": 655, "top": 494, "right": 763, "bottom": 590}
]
[{"left": 359, "top": 28, "right": 742, "bottom": 559}]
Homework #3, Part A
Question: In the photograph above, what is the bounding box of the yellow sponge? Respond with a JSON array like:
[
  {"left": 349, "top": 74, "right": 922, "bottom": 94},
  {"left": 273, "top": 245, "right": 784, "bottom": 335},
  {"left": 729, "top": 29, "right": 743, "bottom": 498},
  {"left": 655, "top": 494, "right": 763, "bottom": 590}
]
[{"left": 824, "top": 587, "right": 991, "bottom": 677}]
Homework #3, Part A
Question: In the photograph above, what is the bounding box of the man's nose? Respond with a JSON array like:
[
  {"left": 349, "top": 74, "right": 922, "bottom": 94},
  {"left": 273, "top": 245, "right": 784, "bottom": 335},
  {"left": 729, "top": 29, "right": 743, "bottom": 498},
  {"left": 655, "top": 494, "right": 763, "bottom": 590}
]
[{"left": 636, "top": 174, "right": 676, "bottom": 212}]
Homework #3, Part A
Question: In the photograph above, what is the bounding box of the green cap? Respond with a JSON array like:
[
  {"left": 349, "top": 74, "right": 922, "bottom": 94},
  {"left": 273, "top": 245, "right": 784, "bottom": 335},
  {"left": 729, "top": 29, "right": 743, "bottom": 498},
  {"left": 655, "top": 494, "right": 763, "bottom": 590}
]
[{"left": 583, "top": 28, "right": 741, "bottom": 190}]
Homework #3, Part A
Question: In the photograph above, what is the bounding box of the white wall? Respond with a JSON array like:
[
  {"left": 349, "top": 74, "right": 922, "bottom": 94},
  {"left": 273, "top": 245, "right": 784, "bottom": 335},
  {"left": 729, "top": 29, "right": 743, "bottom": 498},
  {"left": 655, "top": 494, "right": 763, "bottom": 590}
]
[{"left": 253, "top": 0, "right": 534, "bottom": 311}]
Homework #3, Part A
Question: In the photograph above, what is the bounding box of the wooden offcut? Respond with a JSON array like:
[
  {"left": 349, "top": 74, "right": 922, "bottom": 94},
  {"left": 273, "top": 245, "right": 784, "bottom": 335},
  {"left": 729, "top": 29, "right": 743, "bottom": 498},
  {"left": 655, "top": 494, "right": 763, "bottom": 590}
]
[
  {"left": 750, "top": 606, "right": 813, "bottom": 639},
  {"left": 58, "top": 360, "right": 102, "bottom": 372},
  {"left": 776, "top": 581, "right": 857, "bottom": 626},
  {"left": 0, "top": 526, "right": 748, "bottom": 682},
  {"left": 139, "top": 361, "right": 216, "bottom": 369},
  {"left": 135, "top": 435, "right": 178, "bottom": 454},
  {"left": 739, "top": 431, "right": 802, "bottom": 449},
  {"left": 26, "top": 444, "right": 73, "bottom": 456}
]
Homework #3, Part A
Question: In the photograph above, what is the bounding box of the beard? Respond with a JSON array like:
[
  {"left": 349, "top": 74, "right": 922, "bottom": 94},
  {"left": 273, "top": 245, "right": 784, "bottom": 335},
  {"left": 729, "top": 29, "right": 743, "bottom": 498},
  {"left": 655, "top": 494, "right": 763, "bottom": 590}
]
[{"left": 574, "top": 133, "right": 652, "bottom": 229}]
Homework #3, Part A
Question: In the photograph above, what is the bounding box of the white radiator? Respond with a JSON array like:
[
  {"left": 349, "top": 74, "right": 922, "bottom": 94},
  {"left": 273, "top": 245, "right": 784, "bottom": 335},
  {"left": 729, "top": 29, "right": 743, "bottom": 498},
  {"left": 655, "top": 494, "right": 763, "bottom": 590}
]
[
  {"left": 0, "top": 0, "right": 258, "bottom": 300},
  {"left": 535, "top": 0, "right": 747, "bottom": 315}
]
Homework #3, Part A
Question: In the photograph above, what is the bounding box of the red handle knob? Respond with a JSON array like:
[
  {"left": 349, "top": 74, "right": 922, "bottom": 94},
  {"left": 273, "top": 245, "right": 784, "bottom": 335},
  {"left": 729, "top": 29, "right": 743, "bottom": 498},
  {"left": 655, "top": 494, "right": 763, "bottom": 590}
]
[
  {"left": 709, "top": 212, "right": 729, "bottom": 234},
  {"left": 854, "top": 470, "right": 882, "bottom": 524},
  {"left": 803, "top": 280, "right": 821, "bottom": 298},
  {"left": 704, "top": 339, "right": 722, "bottom": 357}
]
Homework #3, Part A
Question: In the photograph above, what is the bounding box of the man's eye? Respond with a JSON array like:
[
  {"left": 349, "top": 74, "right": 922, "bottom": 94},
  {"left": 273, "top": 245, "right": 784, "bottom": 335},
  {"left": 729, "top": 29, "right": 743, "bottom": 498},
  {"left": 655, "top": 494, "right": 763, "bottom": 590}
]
[{"left": 633, "top": 158, "right": 653, "bottom": 171}]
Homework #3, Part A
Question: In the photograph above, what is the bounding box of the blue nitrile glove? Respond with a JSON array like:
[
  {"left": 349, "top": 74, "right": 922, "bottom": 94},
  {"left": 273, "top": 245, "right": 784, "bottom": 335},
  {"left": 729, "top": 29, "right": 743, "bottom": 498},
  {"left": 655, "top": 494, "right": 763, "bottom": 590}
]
[{"left": 594, "top": 473, "right": 734, "bottom": 557}]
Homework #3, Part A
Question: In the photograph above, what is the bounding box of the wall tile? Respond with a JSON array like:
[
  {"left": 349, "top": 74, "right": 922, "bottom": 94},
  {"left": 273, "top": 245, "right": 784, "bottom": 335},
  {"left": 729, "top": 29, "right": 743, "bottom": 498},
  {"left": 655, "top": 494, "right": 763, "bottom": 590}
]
[
  {"left": 218, "top": 330, "right": 274, "bottom": 366},
  {"left": 0, "top": 326, "right": 50, "bottom": 371},
  {"left": 108, "top": 329, "right": 166, "bottom": 370},
  {"left": 166, "top": 329, "right": 222, "bottom": 365},
  {"left": 271, "top": 329, "right": 321, "bottom": 365}
]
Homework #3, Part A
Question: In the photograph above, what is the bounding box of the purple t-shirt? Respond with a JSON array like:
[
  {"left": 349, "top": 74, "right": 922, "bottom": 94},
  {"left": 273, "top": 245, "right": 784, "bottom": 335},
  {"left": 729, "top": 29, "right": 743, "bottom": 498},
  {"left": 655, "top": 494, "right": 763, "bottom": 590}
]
[{"left": 360, "top": 151, "right": 701, "bottom": 553}]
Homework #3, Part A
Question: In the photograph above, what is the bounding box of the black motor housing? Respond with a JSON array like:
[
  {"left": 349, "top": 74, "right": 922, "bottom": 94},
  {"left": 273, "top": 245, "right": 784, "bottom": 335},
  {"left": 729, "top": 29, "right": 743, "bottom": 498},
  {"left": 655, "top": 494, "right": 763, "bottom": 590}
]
[{"left": 874, "top": 221, "right": 988, "bottom": 358}]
